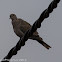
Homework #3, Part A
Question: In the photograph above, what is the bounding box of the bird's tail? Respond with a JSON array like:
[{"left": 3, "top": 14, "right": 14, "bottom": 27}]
[{"left": 30, "top": 36, "right": 51, "bottom": 49}]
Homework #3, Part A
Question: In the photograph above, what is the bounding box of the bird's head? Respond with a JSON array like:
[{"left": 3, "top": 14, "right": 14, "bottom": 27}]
[{"left": 10, "top": 14, "right": 17, "bottom": 20}]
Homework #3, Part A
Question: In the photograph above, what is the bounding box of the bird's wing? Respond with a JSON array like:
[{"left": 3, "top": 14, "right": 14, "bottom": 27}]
[
  {"left": 18, "top": 18, "right": 38, "bottom": 35},
  {"left": 18, "top": 18, "right": 31, "bottom": 26}
]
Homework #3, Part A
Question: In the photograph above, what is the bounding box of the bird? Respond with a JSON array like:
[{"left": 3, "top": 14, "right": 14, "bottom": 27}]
[{"left": 10, "top": 14, "right": 51, "bottom": 49}]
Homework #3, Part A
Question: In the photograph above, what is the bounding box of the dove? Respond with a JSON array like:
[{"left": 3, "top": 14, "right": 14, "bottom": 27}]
[{"left": 10, "top": 14, "right": 51, "bottom": 49}]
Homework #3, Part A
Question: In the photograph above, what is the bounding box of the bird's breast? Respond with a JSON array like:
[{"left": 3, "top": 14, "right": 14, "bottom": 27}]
[{"left": 14, "top": 27, "right": 24, "bottom": 37}]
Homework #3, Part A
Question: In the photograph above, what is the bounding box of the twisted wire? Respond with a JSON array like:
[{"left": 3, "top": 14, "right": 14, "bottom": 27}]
[{"left": 1, "top": 0, "right": 60, "bottom": 62}]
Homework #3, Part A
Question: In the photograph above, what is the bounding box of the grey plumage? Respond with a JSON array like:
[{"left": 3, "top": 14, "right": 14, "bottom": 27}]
[{"left": 10, "top": 14, "right": 51, "bottom": 49}]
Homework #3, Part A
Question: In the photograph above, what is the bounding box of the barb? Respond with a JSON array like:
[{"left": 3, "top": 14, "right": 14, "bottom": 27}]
[{"left": 1, "top": 0, "right": 60, "bottom": 62}]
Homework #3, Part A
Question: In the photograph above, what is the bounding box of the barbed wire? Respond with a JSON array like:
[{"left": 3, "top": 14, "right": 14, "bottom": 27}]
[{"left": 1, "top": 0, "right": 60, "bottom": 62}]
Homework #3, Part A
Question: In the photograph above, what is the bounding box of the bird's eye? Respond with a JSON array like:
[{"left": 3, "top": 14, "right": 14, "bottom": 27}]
[{"left": 12, "top": 14, "right": 14, "bottom": 16}]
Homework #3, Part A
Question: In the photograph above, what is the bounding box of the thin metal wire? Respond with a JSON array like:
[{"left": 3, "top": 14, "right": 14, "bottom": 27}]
[{"left": 1, "top": 0, "right": 60, "bottom": 62}]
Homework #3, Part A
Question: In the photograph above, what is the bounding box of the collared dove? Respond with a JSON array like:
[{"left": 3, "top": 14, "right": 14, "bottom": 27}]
[{"left": 10, "top": 14, "right": 51, "bottom": 49}]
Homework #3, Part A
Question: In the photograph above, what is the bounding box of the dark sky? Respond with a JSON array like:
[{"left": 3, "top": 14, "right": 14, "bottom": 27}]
[{"left": 0, "top": 0, "right": 62, "bottom": 62}]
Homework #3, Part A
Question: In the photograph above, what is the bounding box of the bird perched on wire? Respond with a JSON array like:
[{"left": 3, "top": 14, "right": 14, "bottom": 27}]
[{"left": 10, "top": 14, "right": 51, "bottom": 49}]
